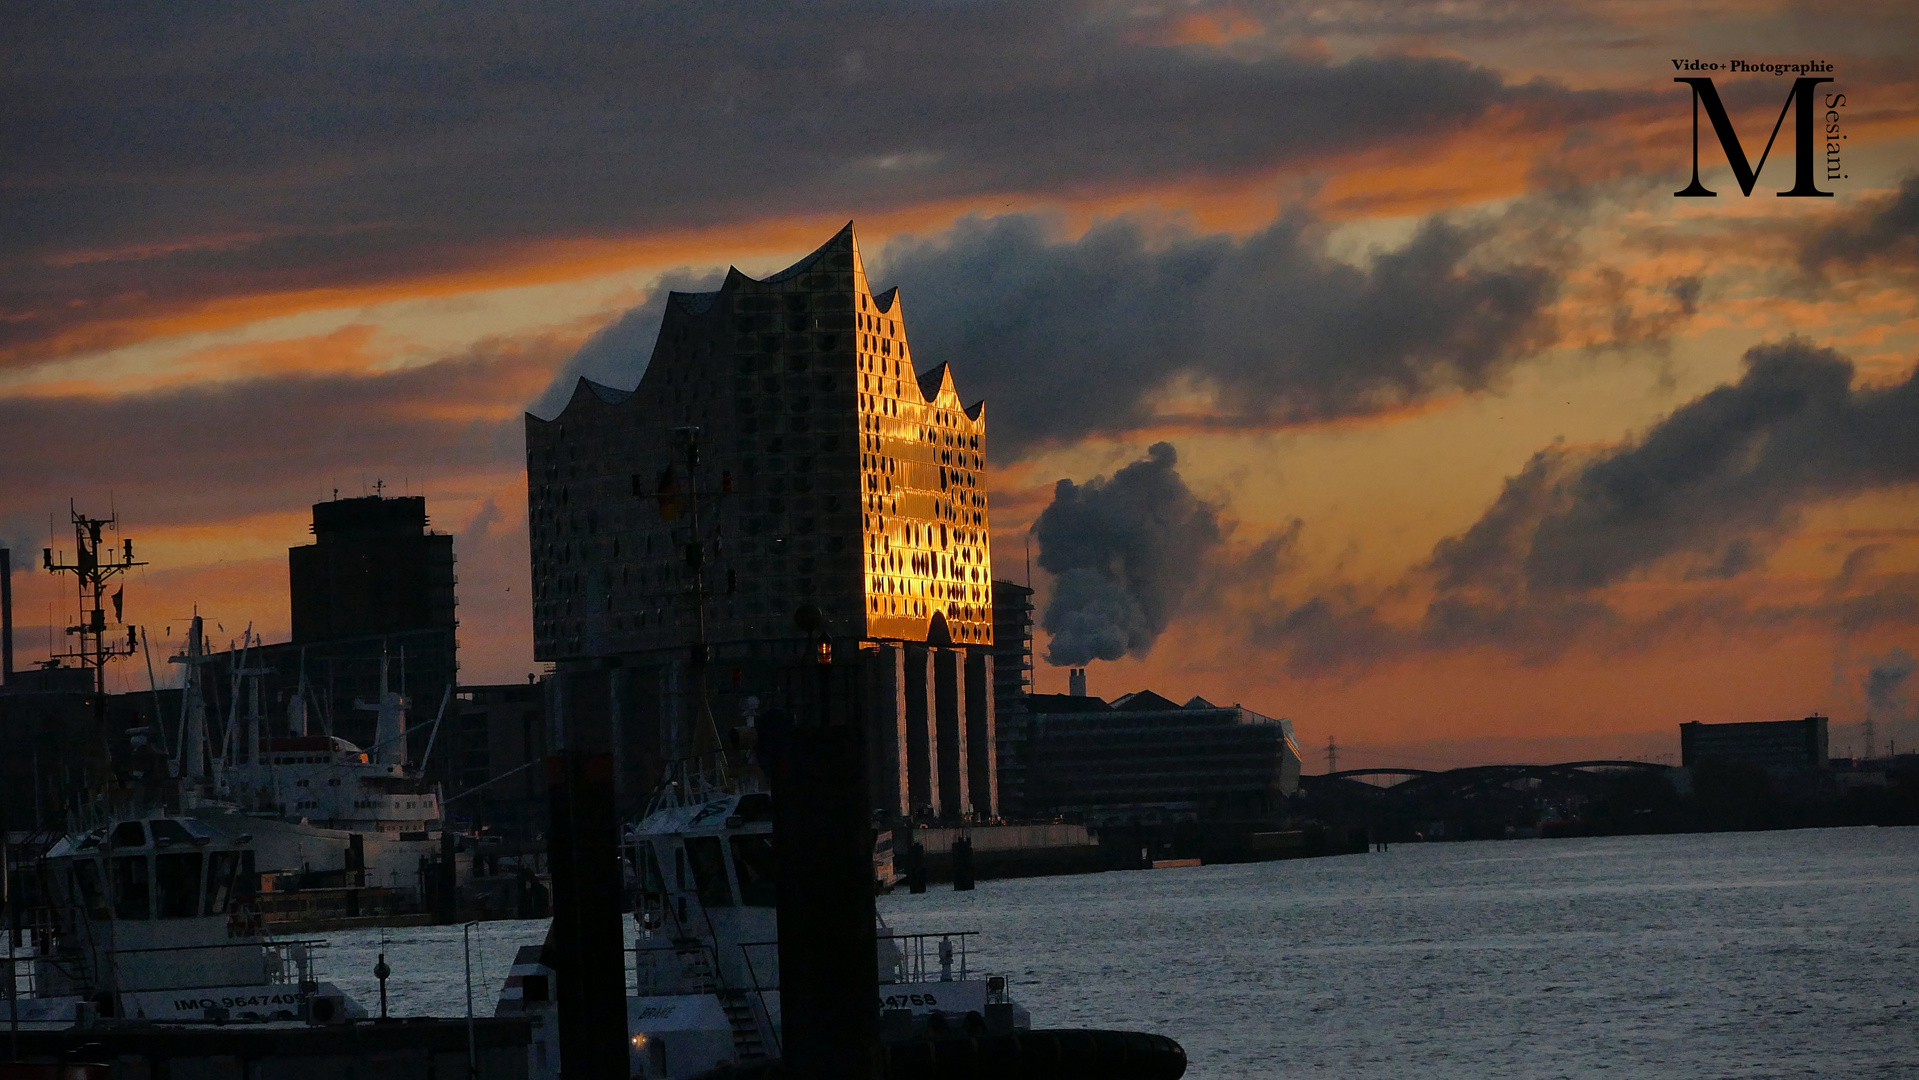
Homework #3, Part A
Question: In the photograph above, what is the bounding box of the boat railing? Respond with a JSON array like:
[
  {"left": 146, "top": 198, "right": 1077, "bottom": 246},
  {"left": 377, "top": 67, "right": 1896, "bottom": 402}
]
[
  {"left": 6, "top": 938, "right": 332, "bottom": 998},
  {"left": 721, "top": 930, "right": 985, "bottom": 989},
  {"left": 880, "top": 930, "right": 978, "bottom": 985},
  {"left": 644, "top": 756, "right": 731, "bottom": 816},
  {"left": 115, "top": 938, "right": 331, "bottom": 993},
  {"left": 629, "top": 940, "right": 720, "bottom": 997}
]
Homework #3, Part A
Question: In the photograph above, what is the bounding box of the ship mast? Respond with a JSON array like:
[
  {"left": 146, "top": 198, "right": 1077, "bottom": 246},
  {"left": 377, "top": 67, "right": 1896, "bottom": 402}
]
[
  {"left": 170, "top": 615, "right": 216, "bottom": 786},
  {"left": 42, "top": 503, "right": 146, "bottom": 693}
]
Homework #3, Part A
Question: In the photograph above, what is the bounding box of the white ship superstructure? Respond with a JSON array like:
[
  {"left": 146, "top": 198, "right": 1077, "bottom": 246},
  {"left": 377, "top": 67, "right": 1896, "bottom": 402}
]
[
  {"left": 496, "top": 774, "right": 1027, "bottom": 1080},
  {"left": 5, "top": 814, "right": 365, "bottom": 1025},
  {"left": 168, "top": 616, "right": 449, "bottom": 894}
]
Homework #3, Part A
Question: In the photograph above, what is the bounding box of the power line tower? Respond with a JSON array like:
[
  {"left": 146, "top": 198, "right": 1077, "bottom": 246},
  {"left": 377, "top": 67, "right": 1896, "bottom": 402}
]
[
  {"left": 43, "top": 504, "right": 146, "bottom": 693},
  {"left": 1326, "top": 735, "right": 1338, "bottom": 775}
]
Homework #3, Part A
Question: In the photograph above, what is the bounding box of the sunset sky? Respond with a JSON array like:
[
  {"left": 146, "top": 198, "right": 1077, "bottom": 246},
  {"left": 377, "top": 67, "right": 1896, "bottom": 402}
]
[{"left": 4, "top": 1, "right": 1916, "bottom": 769}]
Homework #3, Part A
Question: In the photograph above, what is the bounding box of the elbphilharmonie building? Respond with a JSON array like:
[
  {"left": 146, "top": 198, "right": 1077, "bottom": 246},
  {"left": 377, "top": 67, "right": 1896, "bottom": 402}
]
[{"left": 527, "top": 224, "right": 998, "bottom": 822}]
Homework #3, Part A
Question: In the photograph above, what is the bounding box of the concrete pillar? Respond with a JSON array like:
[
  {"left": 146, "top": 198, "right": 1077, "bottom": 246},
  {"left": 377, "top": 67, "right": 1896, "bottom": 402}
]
[
  {"left": 933, "top": 648, "right": 969, "bottom": 821},
  {"left": 608, "top": 664, "right": 628, "bottom": 817},
  {"left": 904, "top": 646, "right": 937, "bottom": 817},
  {"left": 965, "top": 651, "right": 997, "bottom": 821},
  {"left": 865, "top": 645, "right": 911, "bottom": 818}
]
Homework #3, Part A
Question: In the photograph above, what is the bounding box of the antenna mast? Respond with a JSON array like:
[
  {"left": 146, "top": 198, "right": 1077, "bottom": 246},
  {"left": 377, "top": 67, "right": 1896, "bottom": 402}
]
[{"left": 42, "top": 504, "right": 147, "bottom": 692}]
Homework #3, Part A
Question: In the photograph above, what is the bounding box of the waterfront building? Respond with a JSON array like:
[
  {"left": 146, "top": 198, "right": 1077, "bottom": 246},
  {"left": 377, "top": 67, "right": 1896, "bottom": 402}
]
[
  {"left": 1020, "top": 690, "right": 1302, "bottom": 825},
  {"left": 1679, "top": 715, "right": 1830, "bottom": 775},
  {"left": 257, "top": 492, "right": 459, "bottom": 756},
  {"left": 525, "top": 224, "right": 998, "bottom": 821}
]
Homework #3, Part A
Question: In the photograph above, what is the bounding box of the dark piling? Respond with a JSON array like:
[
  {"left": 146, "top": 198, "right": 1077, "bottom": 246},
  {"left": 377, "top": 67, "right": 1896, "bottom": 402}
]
[
  {"left": 766, "top": 640, "right": 883, "bottom": 1080},
  {"left": 546, "top": 750, "right": 628, "bottom": 1079}
]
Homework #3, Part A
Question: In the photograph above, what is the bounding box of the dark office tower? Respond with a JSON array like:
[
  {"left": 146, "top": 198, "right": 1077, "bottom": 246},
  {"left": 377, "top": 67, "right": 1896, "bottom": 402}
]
[
  {"left": 278, "top": 493, "right": 459, "bottom": 752},
  {"left": 526, "top": 223, "right": 999, "bottom": 822},
  {"left": 291, "top": 495, "right": 456, "bottom": 641},
  {"left": 990, "top": 579, "right": 1034, "bottom": 818}
]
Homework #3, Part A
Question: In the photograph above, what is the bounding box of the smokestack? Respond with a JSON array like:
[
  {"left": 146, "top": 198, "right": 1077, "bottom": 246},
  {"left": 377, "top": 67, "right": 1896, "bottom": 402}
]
[
  {"left": 2, "top": 547, "right": 13, "bottom": 686},
  {"left": 1069, "top": 667, "right": 1086, "bottom": 697}
]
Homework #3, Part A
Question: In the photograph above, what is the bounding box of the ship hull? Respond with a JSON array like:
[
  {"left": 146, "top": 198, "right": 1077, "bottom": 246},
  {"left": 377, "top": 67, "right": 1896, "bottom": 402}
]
[{"left": 187, "top": 805, "right": 449, "bottom": 897}]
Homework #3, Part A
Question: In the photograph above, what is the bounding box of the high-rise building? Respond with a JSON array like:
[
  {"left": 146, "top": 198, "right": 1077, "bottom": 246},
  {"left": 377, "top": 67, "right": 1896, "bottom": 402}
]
[
  {"left": 290, "top": 494, "right": 457, "bottom": 642},
  {"left": 525, "top": 224, "right": 999, "bottom": 821},
  {"left": 273, "top": 492, "right": 459, "bottom": 753},
  {"left": 990, "top": 579, "right": 1035, "bottom": 817}
]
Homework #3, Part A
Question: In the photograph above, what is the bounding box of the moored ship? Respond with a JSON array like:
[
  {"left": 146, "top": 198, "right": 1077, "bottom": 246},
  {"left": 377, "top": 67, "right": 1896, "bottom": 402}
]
[
  {"left": 5, "top": 812, "right": 365, "bottom": 1025},
  {"left": 495, "top": 767, "right": 1028, "bottom": 1080},
  {"left": 167, "top": 614, "right": 452, "bottom": 902}
]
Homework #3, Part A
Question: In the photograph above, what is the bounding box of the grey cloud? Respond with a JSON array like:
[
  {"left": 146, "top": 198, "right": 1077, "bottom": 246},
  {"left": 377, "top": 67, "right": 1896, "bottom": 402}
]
[
  {"left": 1429, "top": 446, "right": 1570, "bottom": 593},
  {"left": 1521, "top": 339, "right": 1919, "bottom": 592},
  {"left": 1803, "top": 173, "right": 1919, "bottom": 272},
  {"left": 0, "top": 338, "right": 554, "bottom": 531},
  {"left": 1832, "top": 543, "right": 1891, "bottom": 593},
  {"left": 879, "top": 210, "right": 1561, "bottom": 457},
  {"left": 1034, "top": 442, "right": 1223, "bottom": 666},
  {"left": 1591, "top": 271, "right": 1702, "bottom": 354},
  {"left": 1246, "top": 338, "right": 1919, "bottom": 675},
  {"left": 1, "top": 1, "right": 1637, "bottom": 366},
  {"left": 1023, "top": 336, "right": 1919, "bottom": 678},
  {"left": 1248, "top": 584, "right": 1617, "bottom": 677},
  {"left": 1864, "top": 647, "right": 1916, "bottom": 718}
]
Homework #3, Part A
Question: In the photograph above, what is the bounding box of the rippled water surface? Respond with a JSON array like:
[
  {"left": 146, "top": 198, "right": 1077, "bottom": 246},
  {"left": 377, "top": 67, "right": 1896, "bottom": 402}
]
[{"left": 328, "top": 827, "right": 1919, "bottom": 1079}]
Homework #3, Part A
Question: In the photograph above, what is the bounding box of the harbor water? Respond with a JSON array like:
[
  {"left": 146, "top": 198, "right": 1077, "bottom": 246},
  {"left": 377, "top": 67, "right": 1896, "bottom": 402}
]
[{"left": 324, "top": 826, "right": 1919, "bottom": 1078}]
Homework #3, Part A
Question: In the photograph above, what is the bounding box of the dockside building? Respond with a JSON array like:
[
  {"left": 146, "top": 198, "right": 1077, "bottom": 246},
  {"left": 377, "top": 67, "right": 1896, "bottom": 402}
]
[
  {"left": 526, "top": 224, "right": 999, "bottom": 821},
  {"left": 1019, "top": 690, "right": 1303, "bottom": 825},
  {"left": 1679, "top": 716, "right": 1830, "bottom": 775}
]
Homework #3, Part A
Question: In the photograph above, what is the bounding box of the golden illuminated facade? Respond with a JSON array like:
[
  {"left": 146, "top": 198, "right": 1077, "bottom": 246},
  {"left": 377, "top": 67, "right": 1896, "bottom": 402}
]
[
  {"left": 527, "top": 223, "right": 991, "bottom": 658},
  {"left": 859, "top": 345, "right": 992, "bottom": 645},
  {"left": 526, "top": 223, "right": 999, "bottom": 821}
]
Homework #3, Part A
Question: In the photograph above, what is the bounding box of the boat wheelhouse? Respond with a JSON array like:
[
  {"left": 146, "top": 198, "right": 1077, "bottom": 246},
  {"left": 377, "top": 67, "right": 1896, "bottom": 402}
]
[
  {"left": 7, "top": 813, "right": 365, "bottom": 1025},
  {"left": 496, "top": 787, "right": 1026, "bottom": 1080}
]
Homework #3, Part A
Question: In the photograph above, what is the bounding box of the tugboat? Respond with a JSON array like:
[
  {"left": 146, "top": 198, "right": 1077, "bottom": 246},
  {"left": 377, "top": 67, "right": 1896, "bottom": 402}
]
[
  {"left": 5, "top": 812, "right": 366, "bottom": 1025},
  {"left": 495, "top": 765, "right": 1028, "bottom": 1080}
]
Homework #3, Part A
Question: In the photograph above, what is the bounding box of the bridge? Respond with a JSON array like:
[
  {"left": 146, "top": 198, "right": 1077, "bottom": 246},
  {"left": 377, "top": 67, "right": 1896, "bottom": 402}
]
[{"left": 1299, "top": 760, "right": 1676, "bottom": 818}]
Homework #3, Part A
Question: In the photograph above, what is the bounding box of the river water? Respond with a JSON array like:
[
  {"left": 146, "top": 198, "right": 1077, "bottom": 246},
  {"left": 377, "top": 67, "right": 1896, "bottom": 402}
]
[{"left": 326, "top": 826, "right": 1919, "bottom": 1079}]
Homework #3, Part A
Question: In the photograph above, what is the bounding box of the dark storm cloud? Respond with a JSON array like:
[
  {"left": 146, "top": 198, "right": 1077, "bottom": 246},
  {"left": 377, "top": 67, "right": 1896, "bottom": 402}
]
[
  {"left": 879, "top": 211, "right": 1561, "bottom": 457},
  {"left": 1832, "top": 543, "right": 1892, "bottom": 593},
  {"left": 1033, "top": 442, "right": 1223, "bottom": 665},
  {"left": 0, "top": 337, "right": 555, "bottom": 531},
  {"left": 1864, "top": 647, "right": 1916, "bottom": 717},
  {"left": 1246, "top": 339, "right": 1919, "bottom": 674},
  {"left": 1426, "top": 341, "right": 1919, "bottom": 596},
  {"left": 1519, "top": 340, "right": 1919, "bottom": 591},
  {"left": 1802, "top": 173, "right": 1919, "bottom": 272},
  {"left": 0, "top": 0, "right": 1632, "bottom": 366},
  {"left": 1429, "top": 446, "right": 1568, "bottom": 594}
]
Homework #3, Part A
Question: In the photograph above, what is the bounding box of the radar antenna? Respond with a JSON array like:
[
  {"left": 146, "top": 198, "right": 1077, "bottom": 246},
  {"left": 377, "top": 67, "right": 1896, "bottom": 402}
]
[{"left": 42, "top": 503, "right": 147, "bottom": 692}]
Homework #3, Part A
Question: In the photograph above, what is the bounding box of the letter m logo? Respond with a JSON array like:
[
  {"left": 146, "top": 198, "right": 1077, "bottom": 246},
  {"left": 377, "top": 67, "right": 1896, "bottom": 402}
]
[{"left": 1675, "top": 77, "right": 1833, "bottom": 197}]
